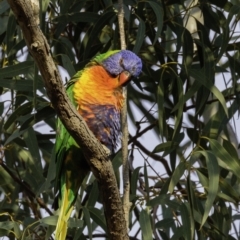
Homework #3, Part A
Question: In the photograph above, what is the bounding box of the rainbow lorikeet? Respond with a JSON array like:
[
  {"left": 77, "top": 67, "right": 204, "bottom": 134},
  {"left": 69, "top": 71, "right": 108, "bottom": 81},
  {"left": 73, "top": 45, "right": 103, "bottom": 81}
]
[{"left": 53, "top": 50, "right": 142, "bottom": 239}]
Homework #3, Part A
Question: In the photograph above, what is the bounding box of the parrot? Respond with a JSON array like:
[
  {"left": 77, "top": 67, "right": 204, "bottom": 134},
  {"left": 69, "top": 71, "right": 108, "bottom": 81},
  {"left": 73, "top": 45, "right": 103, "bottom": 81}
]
[{"left": 53, "top": 50, "right": 142, "bottom": 240}]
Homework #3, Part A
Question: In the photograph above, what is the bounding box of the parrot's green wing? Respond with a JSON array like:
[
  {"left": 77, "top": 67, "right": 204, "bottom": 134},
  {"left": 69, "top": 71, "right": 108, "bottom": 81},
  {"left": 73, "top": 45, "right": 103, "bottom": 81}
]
[{"left": 54, "top": 74, "right": 90, "bottom": 240}]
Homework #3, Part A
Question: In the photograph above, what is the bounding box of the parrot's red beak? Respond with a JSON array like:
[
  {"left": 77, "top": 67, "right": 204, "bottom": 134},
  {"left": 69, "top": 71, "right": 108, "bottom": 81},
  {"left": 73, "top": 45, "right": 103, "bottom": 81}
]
[{"left": 119, "top": 71, "right": 131, "bottom": 86}]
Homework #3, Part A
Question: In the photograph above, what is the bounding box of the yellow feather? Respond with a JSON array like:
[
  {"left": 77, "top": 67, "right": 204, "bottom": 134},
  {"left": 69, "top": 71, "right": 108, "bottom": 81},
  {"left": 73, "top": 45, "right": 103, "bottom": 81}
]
[{"left": 55, "top": 183, "right": 73, "bottom": 240}]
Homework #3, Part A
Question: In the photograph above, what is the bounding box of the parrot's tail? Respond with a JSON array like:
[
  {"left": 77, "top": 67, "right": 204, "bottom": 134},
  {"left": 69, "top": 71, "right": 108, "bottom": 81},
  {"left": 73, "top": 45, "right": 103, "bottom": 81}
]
[{"left": 55, "top": 185, "right": 73, "bottom": 240}]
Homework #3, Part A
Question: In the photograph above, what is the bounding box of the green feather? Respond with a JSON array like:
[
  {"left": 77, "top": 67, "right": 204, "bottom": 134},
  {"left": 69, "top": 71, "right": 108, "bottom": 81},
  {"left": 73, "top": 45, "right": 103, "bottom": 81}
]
[
  {"left": 54, "top": 79, "right": 90, "bottom": 240},
  {"left": 94, "top": 50, "right": 120, "bottom": 63}
]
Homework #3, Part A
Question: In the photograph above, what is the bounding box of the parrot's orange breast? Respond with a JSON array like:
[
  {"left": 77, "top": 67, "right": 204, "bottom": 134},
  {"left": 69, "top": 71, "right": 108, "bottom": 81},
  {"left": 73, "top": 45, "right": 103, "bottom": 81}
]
[{"left": 73, "top": 65, "right": 124, "bottom": 152}]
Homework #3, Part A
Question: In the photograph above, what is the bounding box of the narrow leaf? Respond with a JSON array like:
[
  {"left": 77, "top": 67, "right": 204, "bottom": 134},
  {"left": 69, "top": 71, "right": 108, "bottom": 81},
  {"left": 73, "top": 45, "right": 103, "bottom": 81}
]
[
  {"left": 61, "top": 54, "right": 76, "bottom": 77},
  {"left": 131, "top": 167, "right": 141, "bottom": 198},
  {"left": 139, "top": 208, "right": 152, "bottom": 240},
  {"left": 155, "top": 218, "right": 175, "bottom": 230},
  {"left": 148, "top": 1, "right": 163, "bottom": 45},
  {"left": 0, "top": 61, "right": 34, "bottom": 78},
  {"left": 197, "top": 151, "right": 219, "bottom": 228},
  {"left": 133, "top": 15, "right": 145, "bottom": 54},
  {"left": 83, "top": 207, "right": 92, "bottom": 240},
  {"left": 40, "top": 216, "right": 58, "bottom": 226},
  {"left": 68, "top": 218, "right": 84, "bottom": 229},
  {"left": 144, "top": 163, "right": 149, "bottom": 202},
  {"left": 180, "top": 203, "right": 192, "bottom": 240},
  {"left": 23, "top": 127, "right": 42, "bottom": 170},
  {"left": 189, "top": 68, "right": 228, "bottom": 117},
  {"left": 208, "top": 138, "right": 240, "bottom": 179},
  {"left": 169, "top": 161, "right": 185, "bottom": 193},
  {"left": 88, "top": 207, "right": 107, "bottom": 232}
]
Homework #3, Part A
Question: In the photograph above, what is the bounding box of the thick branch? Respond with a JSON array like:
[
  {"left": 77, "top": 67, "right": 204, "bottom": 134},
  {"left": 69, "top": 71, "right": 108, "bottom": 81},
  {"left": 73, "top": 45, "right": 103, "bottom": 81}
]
[{"left": 7, "top": 0, "right": 128, "bottom": 239}]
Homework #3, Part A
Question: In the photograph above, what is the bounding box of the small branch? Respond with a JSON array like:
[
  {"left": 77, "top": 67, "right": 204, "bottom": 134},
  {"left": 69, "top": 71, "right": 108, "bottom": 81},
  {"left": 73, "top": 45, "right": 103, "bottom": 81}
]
[
  {"left": 184, "top": 95, "right": 236, "bottom": 111},
  {"left": 118, "top": 0, "right": 130, "bottom": 231},
  {"left": 118, "top": 0, "right": 126, "bottom": 50},
  {"left": 129, "top": 121, "right": 157, "bottom": 144},
  {"left": 130, "top": 139, "right": 172, "bottom": 176}
]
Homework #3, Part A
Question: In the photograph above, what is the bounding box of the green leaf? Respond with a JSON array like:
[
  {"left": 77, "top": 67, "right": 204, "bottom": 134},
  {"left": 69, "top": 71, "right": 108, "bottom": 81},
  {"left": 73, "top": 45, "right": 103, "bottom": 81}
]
[
  {"left": 222, "top": 139, "right": 239, "bottom": 162},
  {"left": 86, "top": 181, "right": 99, "bottom": 207},
  {"left": 169, "top": 161, "right": 186, "bottom": 193},
  {"left": 8, "top": 39, "right": 26, "bottom": 59},
  {"left": 38, "top": 148, "right": 56, "bottom": 193},
  {"left": 196, "top": 151, "right": 219, "bottom": 228},
  {"left": 68, "top": 218, "right": 84, "bottom": 229},
  {"left": 61, "top": 54, "right": 76, "bottom": 77},
  {"left": 172, "top": 80, "right": 201, "bottom": 112},
  {"left": 130, "top": 166, "right": 141, "bottom": 199},
  {"left": 157, "top": 80, "right": 167, "bottom": 139},
  {"left": 40, "top": 216, "right": 58, "bottom": 226},
  {"left": 144, "top": 163, "right": 149, "bottom": 202},
  {"left": 83, "top": 207, "right": 92, "bottom": 240},
  {"left": 139, "top": 208, "right": 152, "bottom": 240},
  {"left": 152, "top": 141, "right": 178, "bottom": 154},
  {"left": 23, "top": 127, "right": 42, "bottom": 170},
  {"left": 20, "top": 105, "right": 55, "bottom": 131},
  {"left": 147, "top": 1, "right": 163, "bottom": 45},
  {"left": 0, "top": 61, "right": 34, "bottom": 78},
  {"left": 0, "top": 79, "right": 38, "bottom": 91},
  {"left": 0, "top": 221, "right": 15, "bottom": 230},
  {"left": 189, "top": 68, "right": 228, "bottom": 117},
  {"left": 208, "top": 138, "right": 240, "bottom": 179},
  {"left": 217, "top": 5, "right": 240, "bottom": 61},
  {"left": 133, "top": 15, "right": 145, "bottom": 54},
  {"left": 171, "top": 226, "right": 184, "bottom": 240},
  {"left": 202, "top": 5, "right": 220, "bottom": 33},
  {"left": 180, "top": 203, "right": 192, "bottom": 240},
  {"left": 149, "top": 194, "right": 180, "bottom": 210},
  {"left": 6, "top": 10, "right": 16, "bottom": 62},
  {"left": 4, "top": 102, "right": 33, "bottom": 131},
  {"left": 0, "top": 221, "right": 21, "bottom": 239},
  {"left": 112, "top": 150, "right": 123, "bottom": 171},
  {"left": 182, "top": 28, "right": 193, "bottom": 71},
  {"left": 155, "top": 218, "right": 175, "bottom": 230},
  {"left": 171, "top": 70, "right": 184, "bottom": 142},
  {"left": 88, "top": 207, "right": 107, "bottom": 233},
  {"left": 4, "top": 128, "right": 26, "bottom": 146}
]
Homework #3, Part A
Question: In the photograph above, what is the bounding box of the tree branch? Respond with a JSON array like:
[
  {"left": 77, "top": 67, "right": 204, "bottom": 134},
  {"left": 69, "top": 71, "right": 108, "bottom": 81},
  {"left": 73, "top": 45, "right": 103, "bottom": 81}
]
[
  {"left": 118, "top": 0, "right": 130, "bottom": 230},
  {"left": 7, "top": 0, "right": 128, "bottom": 239}
]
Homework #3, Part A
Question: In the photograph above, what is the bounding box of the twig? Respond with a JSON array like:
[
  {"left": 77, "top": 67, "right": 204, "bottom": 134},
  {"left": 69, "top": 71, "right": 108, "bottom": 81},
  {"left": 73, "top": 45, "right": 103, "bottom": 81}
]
[
  {"left": 129, "top": 121, "right": 157, "bottom": 144},
  {"left": 118, "top": 0, "right": 126, "bottom": 50},
  {"left": 118, "top": 0, "right": 130, "bottom": 230}
]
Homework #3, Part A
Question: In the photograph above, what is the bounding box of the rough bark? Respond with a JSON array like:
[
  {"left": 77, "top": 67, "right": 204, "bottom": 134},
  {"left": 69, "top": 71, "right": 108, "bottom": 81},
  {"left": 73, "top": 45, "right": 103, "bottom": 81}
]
[{"left": 7, "top": 0, "right": 128, "bottom": 239}]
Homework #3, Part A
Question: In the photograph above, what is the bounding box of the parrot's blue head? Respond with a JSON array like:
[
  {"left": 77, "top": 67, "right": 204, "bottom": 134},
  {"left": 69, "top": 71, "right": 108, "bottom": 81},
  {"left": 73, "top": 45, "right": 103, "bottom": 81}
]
[{"left": 98, "top": 50, "right": 142, "bottom": 78}]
